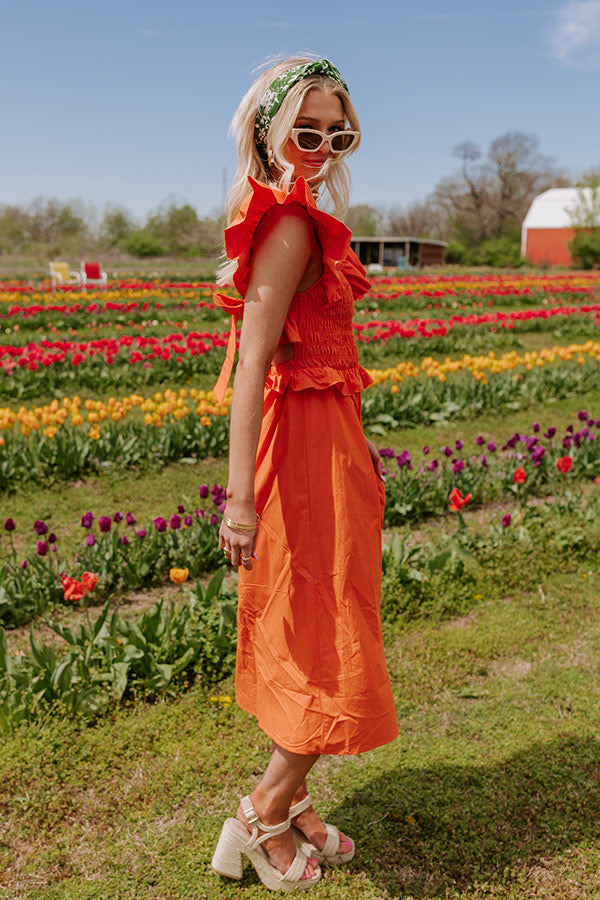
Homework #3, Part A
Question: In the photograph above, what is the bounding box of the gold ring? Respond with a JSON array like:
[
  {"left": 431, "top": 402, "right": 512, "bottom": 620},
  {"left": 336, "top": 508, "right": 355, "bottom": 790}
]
[
  {"left": 241, "top": 555, "right": 252, "bottom": 562},
  {"left": 223, "top": 548, "right": 232, "bottom": 556}
]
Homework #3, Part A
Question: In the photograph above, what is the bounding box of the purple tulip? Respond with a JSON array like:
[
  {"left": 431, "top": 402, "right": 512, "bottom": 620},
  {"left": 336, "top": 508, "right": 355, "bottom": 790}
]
[
  {"left": 210, "top": 513, "right": 218, "bottom": 526},
  {"left": 487, "top": 442, "right": 497, "bottom": 452},
  {"left": 34, "top": 520, "right": 48, "bottom": 535},
  {"left": 4, "top": 517, "right": 15, "bottom": 531},
  {"left": 196, "top": 509, "right": 205, "bottom": 519},
  {"left": 455, "top": 439, "right": 463, "bottom": 450},
  {"left": 578, "top": 410, "right": 588, "bottom": 421},
  {"left": 113, "top": 511, "right": 123, "bottom": 523},
  {"left": 169, "top": 514, "right": 182, "bottom": 530},
  {"left": 452, "top": 459, "right": 465, "bottom": 473},
  {"left": 595, "top": 421, "right": 600, "bottom": 429},
  {"left": 120, "top": 535, "right": 129, "bottom": 546},
  {"left": 562, "top": 437, "right": 572, "bottom": 449},
  {"left": 422, "top": 445, "right": 430, "bottom": 455},
  {"left": 544, "top": 427, "right": 556, "bottom": 439},
  {"left": 566, "top": 425, "right": 574, "bottom": 434},
  {"left": 86, "top": 533, "right": 96, "bottom": 546},
  {"left": 588, "top": 418, "right": 594, "bottom": 428},
  {"left": 199, "top": 484, "right": 209, "bottom": 499},
  {"left": 20, "top": 559, "right": 27, "bottom": 569},
  {"left": 589, "top": 433, "right": 596, "bottom": 442},
  {"left": 443, "top": 445, "right": 452, "bottom": 457},
  {"left": 177, "top": 504, "right": 185, "bottom": 514},
  {"left": 153, "top": 517, "right": 167, "bottom": 532},
  {"left": 37, "top": 541, "right": 48, "bottom": 556},
  {"left": 379, "top": 447, "right": 395, "bottom": 458},
  {"left": 99, "top": 516, "right": 112, "bottom": 533},
  {"left": 136, "top": 528, "right": 147, "bottom": 539},
  {"left": 125, "top": 512, "right": 136, "bottom": 525},
  {"left": 185, "top": 514, "right": 193, "bottom": 527},
  {"left": 532, "top": 422, "right": 540, "bottom": 433},
  {"left": 480, "top": 455, "right": 488, "bottom": 467},
  {"left": 50, "top": 544, "right": 57, "bottom": 552},
  {"left": 81, "top": 512, "right": 94, "bottom": 529},
  {"left": 219, "top": 502, "right": 227, "bottom": 512},
  {"left": 48, "top": 532, "right": 57, "bottom": 544},
  {"left": 428, "top": 459, "right": 439, "bottom": 471},
  {"left": 397, "top": 450, "right": 412, "bottom": 468},
  {"left": 501, "top": 514, "right": 511, "bottom": 528}
]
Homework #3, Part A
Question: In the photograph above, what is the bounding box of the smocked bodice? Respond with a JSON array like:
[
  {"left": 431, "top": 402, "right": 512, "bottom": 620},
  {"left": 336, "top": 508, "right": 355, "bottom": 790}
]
[{"left": 213, "top": 176, "right": 372, "bottom": 402}]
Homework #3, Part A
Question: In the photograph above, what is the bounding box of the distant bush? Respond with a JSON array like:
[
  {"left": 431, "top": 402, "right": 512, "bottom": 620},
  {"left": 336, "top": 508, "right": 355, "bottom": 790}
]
[
  {"left": 123, "top": 230, "right": 166, "bottom": 258},
  {"left": 569, "top": 230, "right": 600, "bottom": 270},
  {"left": 445, "top": 240, "right": 467, "bottom": 264}
]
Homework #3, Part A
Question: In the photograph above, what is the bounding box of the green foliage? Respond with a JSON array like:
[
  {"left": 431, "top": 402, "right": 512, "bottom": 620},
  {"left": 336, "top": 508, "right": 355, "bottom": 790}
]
[
  {"left": 381, "top": 494, "right": 600, "bottom": 630},
  {"left": 444, "top": 240, "right": 467, "bottom": 263},
  {"left": 568, "top": 229, "right": 600, "bottom": 269},
  {"left": 122, "top": 229, "right": 167, "bottom": 257},
  {"left": 100, "top": 206, "right": 134, "bottom": 247},
  {"left": 0, "top": 569, "right": 237, "bottom": 733}
]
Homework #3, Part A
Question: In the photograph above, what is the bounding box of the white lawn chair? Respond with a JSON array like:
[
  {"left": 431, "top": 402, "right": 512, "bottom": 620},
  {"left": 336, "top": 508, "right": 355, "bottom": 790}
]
[
  {"left": 49, "top": 261, "right": 81, "bottom": 288},
  {"left": 80, "top": 261, "right": 108, "bottom": 288}
]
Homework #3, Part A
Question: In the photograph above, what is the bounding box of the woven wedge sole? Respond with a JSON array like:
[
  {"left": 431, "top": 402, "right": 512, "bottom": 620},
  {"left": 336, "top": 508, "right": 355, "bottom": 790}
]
[{"left": 212, "top": 817, "right": 321, "bottom": 892}]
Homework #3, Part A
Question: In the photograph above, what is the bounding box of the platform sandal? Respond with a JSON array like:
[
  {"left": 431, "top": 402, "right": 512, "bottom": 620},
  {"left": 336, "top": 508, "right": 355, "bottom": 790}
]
[
  {"left": 211, "top": 795, "right": 322, "bottom": 892},
  {"left": 290, "top": 792, "right": 355, "bottom": 866}
]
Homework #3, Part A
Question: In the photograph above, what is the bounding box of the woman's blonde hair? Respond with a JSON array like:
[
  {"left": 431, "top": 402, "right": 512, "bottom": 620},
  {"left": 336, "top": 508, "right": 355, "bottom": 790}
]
[{"left": 217, "top": 54, "right": 360, "bottom": 284}]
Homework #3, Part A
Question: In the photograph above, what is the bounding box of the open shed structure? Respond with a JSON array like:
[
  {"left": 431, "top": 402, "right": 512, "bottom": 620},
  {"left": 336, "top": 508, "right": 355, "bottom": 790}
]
[
  {"left": 521, "top": 188, "right": 592, "bottom": 266},
  {"left": 350, "top": 236, "right": 446, "bottom": 268}
]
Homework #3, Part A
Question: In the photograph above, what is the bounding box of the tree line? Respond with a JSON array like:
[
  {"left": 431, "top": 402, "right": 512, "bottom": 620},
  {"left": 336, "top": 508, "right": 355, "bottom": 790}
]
[
  {"left": 0, "top": 198, "right": 224, "bottom": 260},
  {"left": 1, "top": 130, "right": 598, "bottom": 266}
]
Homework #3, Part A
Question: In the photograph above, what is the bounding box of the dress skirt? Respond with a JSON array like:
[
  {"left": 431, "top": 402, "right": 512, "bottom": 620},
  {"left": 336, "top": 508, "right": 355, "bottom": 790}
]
[{"left": 236, "top": 384, "right": 399, "bottom": 755}]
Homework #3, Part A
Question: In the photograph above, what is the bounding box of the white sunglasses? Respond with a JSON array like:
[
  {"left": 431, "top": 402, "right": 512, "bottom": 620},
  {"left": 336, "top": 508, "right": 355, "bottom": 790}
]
[{"left": 290, "top": 128, "right": 360, "bottom": 154}]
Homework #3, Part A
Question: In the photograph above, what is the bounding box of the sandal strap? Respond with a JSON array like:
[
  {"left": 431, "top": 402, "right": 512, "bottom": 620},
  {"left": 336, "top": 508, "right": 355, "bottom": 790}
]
[
  {"left": 240, "top": 795, "right": 291, "bottom": 849},
  {"left": 289, "top": 791, "right": 313, "bottom": 817},
  {"left": 322, "top": 823, "right": 341, "bottom": 858},
  {"left": 281, "top": 849, "right": 311, "bottom": 883}
]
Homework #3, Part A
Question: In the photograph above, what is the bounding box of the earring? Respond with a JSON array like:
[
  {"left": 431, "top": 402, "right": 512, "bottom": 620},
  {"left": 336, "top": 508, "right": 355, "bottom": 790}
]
[{"left": 267, "top": 149, "right": 274, "bottom": 168}]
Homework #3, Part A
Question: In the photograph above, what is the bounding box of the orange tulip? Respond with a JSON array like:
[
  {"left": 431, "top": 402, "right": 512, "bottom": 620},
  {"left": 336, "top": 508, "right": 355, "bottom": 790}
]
[{"left": 449, "top": 487, "right": 472, "bottom": 511}]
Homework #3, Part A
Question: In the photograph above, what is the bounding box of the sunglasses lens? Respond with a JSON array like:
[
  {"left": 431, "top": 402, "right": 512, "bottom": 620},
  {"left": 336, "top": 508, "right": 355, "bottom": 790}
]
[
  {"left": 297, "top": 131, "right": 323, "bottom": 150},
  {"left": 331, "top": 132, "right": 357, "bottom": 152}
]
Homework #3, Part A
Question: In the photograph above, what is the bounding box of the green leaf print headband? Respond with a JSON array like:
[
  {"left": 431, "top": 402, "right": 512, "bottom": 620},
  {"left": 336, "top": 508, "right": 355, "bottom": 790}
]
[{"left": 254, "top": 59, "right": 349, "bottom": 159}]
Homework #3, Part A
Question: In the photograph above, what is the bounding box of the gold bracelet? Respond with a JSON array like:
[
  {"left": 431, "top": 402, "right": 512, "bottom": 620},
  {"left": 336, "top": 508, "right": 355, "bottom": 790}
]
[{"left": 223, "top": 514, "right": 260, "bottom": 532}]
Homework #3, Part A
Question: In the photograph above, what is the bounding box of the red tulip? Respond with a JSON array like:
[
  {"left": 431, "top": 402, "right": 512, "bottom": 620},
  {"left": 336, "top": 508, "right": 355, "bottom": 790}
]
[
  {"left": 449, "top": 487, "right": 472, "bottom": 511},
  {"left": 556, "top": 456, "right": 573, "bottom": 474}
]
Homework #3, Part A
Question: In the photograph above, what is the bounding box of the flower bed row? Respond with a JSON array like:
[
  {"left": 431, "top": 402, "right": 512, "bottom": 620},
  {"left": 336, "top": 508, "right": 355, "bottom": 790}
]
[
  {"left": 2, "top": 487, "right": 599, "bottom": 732},
  {"left": 1, "top": 348, "right": 600, "bottom": 487},
  {"left": 0, "top": 413, "right": 597, "bottom": 628},
  {"left": 0, "top": 485, "right": 229, "bottom": 627}
]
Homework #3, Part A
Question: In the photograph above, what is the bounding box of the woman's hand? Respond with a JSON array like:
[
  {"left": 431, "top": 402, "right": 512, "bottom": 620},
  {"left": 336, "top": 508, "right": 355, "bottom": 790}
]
[
  {"left": 219, "top": 506, "right": 259, "bottom": 571},
  {"left": 365, "top": 437, "right": 385, "bottom": 482}
]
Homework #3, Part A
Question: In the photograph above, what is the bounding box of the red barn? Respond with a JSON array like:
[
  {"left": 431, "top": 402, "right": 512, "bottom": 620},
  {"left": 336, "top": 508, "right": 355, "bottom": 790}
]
[{"left": 521, "top": 187, "right": 592, "bottom": 266}]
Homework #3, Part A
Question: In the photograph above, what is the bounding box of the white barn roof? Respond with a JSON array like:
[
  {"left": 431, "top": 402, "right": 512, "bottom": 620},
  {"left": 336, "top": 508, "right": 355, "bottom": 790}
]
[
  {"left": 521, "top": 187, "right": 593, "bottom": 256},
  {"left": 522, "top": 188, "right": 592, "bottom": 230}
]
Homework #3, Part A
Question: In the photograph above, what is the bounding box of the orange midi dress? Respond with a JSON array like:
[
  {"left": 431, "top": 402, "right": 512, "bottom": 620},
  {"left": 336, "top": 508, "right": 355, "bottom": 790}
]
[{"left": 214, "top": 176, "right": 398, "bottom": 756}]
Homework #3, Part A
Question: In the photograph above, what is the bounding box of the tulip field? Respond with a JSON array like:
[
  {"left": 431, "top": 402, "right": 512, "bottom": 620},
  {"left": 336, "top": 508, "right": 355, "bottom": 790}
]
[{"left": 3, "top": 269, "right": 600, "bottom": 898}]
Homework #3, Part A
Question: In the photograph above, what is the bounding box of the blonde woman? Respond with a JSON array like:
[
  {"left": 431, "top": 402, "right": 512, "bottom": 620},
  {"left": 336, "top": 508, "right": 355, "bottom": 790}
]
[{"left": 211, "top": 55, "right": 398, "bottom": 892}]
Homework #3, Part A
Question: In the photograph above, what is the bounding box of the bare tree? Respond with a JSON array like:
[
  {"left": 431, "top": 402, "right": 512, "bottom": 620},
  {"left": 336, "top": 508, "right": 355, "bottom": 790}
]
[{"left": 386, "top": 197, "right": 446, "bottom": 238}]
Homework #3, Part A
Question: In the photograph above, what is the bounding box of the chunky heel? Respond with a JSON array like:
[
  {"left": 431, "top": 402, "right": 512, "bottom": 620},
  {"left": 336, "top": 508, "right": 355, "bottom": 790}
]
[
  {"left": 211, "top": 818, "right": 244, "bottom": 880},
  {"left": 211, "top": 797, "right": 321, "bottom": 891}
]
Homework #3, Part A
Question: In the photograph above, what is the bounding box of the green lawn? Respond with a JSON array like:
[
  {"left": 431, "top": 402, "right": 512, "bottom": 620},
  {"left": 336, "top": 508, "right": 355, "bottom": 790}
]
[{"left": 2, "top": 563, "right": 600, "bottom": 898}]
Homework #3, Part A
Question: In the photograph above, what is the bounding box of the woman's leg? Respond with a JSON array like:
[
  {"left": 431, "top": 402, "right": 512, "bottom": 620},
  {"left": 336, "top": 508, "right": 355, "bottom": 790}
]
[{"left": 237, "top": 742, "right": 319, "bottom": 878}]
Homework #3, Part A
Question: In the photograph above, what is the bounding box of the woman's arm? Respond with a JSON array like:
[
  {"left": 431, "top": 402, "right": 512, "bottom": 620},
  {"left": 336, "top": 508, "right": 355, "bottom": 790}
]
[{"left": 220, "top": 207, "right": 314, "bottom": 570}]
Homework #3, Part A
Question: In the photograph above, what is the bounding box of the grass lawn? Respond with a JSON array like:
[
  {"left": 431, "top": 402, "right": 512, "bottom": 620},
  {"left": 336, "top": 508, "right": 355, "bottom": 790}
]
[{"left": 2, "top": 560, "right": 600, "bottom": 899}]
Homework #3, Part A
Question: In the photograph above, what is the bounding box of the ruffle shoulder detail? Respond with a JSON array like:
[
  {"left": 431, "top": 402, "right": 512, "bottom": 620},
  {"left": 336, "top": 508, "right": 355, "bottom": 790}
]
[
  {"left": 224, "top": 176, "right": 354, "bottom": 305},
  {"left": 266, "top": 362, "right": 373, "bottom": 396}
]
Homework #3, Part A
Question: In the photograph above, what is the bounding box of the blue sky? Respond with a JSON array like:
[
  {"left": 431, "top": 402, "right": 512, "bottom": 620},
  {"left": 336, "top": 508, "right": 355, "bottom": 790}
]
[{"left": 2, "top": 0, "right": 600, "bottom": 222}]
